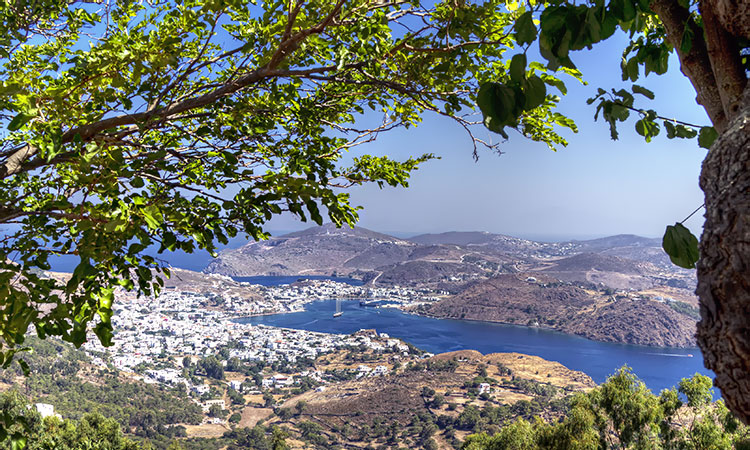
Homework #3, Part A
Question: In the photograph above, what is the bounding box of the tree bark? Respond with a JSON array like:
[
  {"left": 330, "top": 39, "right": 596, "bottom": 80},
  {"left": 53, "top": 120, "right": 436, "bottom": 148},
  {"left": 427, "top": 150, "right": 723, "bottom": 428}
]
[
  {"left": 700, "top": 1, "right": 748, "bottom": 120},
  {"left": 697, "top": 85, "right": 750, "bottom": 424},
  {"left": 651, "top": 0, "right": 728, "bottom": 132},
  {"left": 711, "top": 0, "right": 750, "bottom": 39}
]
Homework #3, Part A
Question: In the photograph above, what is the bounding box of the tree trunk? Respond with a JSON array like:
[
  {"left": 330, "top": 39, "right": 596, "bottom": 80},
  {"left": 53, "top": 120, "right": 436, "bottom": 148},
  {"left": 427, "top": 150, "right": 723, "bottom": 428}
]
[{"left": 697, "top": 85, "right": 750, "bottom": 423}]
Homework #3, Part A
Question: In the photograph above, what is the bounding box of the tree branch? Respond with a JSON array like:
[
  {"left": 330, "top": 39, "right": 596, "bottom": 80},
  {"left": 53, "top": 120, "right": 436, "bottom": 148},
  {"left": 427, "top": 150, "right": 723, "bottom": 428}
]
[
  {"left": 650, "top": 0, "right": 728, "bottom": 132},
  {"left": 700, "top": 0, "right": 748, "bottom": 122}
]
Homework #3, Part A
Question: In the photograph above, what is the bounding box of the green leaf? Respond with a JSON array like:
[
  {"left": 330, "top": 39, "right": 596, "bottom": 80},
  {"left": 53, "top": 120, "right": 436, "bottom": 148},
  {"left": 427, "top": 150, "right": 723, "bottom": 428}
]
[
  {"left": 10, "top": 433, "right": 26, "bottom": 450},
  {"left": 664, "top": 121, "right": 676, "bottom": 138},
  {"left": 675, "top": 124, "right": 697, "bottom": 139},
  {"left": 680, "top": 24, "right": 693, "bottom": 53},
  {"left": 514, "top": 12, "right": 538, "bottom": 46},
  {"left": 477, "top": 83, "right": 500, "bottom": 120},
  {"left": 477, "top": 82, "right": 515, "bottom": 126},
  {"left": 94, "top": 321, "right": 114, "bottom": 347},
  {"left": 509, "top": 54, "right": 527, "bottom": 83},
  {"left": 698, "top": 126, "right": 718, "bottom": 149},
  {"left": 625, "top": 58, "right": 639, "bottom": 82},
  {"left": 7, "top": 112, "right": 35, "bottom": 131},
  {"left": 483, "top": 116, "right": 509, "bottom": 139},
  {"left": 17, "top": 359, "right": 30, "bottom": 377},
  {"left": 142, "top": 205, "right": 164, "bottom": 230},
  {"left": 635, "top": 118, "right": 659, "bottom": 142},
  {"left": 662, "top": 223, "right": 699, "bottom": 269},
  {"left": 523, "top": 76, "right": 547, "bottom": 110},
  {"left": 632, "top": 84, "right": 654, "bottom": 99}
]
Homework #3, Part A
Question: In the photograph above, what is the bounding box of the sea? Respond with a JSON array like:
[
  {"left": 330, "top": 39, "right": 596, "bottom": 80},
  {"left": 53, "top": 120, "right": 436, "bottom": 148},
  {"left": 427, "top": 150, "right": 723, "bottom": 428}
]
[{"left": 235, "top": 276, "right": 713, "bottom": 395}]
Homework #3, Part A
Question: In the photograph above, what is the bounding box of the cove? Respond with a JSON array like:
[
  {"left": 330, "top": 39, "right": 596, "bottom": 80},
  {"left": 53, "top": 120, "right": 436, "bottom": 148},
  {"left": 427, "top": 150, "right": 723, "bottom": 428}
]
[{"left": 237, "top": 298, "right": 712, "bottom": 394}]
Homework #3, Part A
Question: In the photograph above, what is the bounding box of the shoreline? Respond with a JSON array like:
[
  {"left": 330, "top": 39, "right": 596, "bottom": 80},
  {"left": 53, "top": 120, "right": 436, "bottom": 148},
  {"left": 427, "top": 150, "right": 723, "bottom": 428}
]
[{"left": 234, "top": 297, "right": 700, "bottom": 351}]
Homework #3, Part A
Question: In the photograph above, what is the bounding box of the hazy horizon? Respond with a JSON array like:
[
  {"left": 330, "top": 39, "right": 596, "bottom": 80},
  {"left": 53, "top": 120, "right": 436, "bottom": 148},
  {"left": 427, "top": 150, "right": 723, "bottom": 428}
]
[{"left": 264, "top": 34, "right": 707, "bottom": 242}]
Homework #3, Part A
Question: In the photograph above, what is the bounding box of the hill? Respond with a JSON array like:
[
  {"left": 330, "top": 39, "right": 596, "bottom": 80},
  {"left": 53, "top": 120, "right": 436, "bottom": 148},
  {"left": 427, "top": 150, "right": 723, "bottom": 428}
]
[
  {"left": 204, "top": 223, "right": 419, "bottom": 276},
  {"left": 205, "top": 224, "right": 514, "bottom": 289},
  {"left": 419, "top": 274, "right": 697, "bottom": 347},
  {"left": 204, "top": 224, "right": 698, "bottom": 347},
  {"left": 262, "top": 347, "right": 594, "bottom": 449},
  {"left": 205, "top": 224, "right": 692, "bottom": 291}
]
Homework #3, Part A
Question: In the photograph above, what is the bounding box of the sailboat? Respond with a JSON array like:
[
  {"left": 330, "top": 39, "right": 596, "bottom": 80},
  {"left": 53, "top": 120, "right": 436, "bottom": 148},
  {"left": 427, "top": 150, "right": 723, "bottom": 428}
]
[{"left": 333, "top": 298, "right": 343, "bottom": 317}]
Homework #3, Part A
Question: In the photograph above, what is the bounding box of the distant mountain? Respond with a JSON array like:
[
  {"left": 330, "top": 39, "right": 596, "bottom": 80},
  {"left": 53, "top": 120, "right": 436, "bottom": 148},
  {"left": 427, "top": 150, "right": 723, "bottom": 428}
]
[
  {"left": 205, "top": 223, "right": 695, "bottom": 292},
  {"left": 204, "top": 223, "right": 418, "bottom": 276},
  {"left": 571, "top": 234, "right": 661, "bottom": 250}
]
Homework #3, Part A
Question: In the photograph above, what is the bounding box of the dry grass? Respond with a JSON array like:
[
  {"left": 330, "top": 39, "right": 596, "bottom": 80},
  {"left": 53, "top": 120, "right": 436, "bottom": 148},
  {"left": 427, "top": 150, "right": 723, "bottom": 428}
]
[
  {"left": 238, "top": 406, "right": 273, "bottom": 428},
  {"left": 183, "top": 423, "right": 228, "bottom": 438}
]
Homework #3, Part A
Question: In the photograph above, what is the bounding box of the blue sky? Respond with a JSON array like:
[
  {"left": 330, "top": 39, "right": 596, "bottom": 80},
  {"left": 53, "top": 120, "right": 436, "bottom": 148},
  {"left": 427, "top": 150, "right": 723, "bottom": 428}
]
[{"left": 268, "top": 33, "right": 710, "bottom": 241}]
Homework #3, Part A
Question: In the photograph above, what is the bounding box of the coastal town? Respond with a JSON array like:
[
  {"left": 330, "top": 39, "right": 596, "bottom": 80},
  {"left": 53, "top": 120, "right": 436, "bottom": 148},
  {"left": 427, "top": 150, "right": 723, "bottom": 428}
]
[{"left": 80, "top": 277, "right": 436, "bottom": 424}]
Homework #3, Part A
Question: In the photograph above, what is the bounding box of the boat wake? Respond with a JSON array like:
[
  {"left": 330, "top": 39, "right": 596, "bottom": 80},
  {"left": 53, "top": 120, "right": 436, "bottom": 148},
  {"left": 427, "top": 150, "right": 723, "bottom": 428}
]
[{"left": 646, "top": 353, "right": 694, "bottom": 358}]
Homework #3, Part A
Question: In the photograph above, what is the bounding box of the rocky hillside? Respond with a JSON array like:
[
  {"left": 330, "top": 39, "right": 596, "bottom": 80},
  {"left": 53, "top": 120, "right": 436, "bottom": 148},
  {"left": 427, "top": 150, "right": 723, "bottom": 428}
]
[
  {"left": 205, "top": 224, "right": 515, "bottom": 289},
  {"left": 266, "top": 349, "right": 594, "bottom": 449},
  {"left": 205, "top": 224, "right": 695, "bottom": 292},
  {"left": 420, "top": 274, "right": 697, "bottom": 347},
  {"left": 161, "top": 267, "right": 264, "bottom": 300},
  {"left": 204, "top": 223, "right": 418, "bottom": 276}
]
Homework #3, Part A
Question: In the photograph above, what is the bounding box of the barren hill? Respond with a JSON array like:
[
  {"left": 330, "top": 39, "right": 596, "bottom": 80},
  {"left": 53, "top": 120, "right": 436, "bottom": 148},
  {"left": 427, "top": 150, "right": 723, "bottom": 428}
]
[
  {"left": 420, "top": 274, "right": 697, "bottom": 347},
  {"left": 205, "top": 224, "right": 514, "bottom": 288},
  {"left": 204, "top": 223, "right": 417, "bottom": 276},
  {"left": 204, "top": 224, "right": 699, "bottom": 347}
]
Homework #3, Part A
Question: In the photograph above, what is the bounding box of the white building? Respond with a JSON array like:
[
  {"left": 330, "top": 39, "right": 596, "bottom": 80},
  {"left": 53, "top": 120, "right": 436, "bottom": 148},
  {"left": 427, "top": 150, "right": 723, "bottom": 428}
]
[
  {"left": 192, "top": 384, "right": 210, "bottom": 395},
  {"left": 34, "top": 403, "right": 56, "bottom": 418},
  {"left": 203, "top": 399, "right": 226, "bottom": 412}
]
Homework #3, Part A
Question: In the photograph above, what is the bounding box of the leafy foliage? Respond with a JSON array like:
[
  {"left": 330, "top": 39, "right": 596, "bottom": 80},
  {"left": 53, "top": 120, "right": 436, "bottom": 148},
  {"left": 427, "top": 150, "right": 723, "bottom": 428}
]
[
  {"left": 0, "top": 0, "right": 587, "bottom": 370},
  {"left": 479, "top": 0, "right": 716, "bottom": 150},
  {"left": 463, "top": 368, "right": 750, "bottom": 450},
  {"left": 472, "top": 0, "right": 730, "bottom": 270},
  {"left": 0, "top": 338, "right": 202, "bottom": 448}
]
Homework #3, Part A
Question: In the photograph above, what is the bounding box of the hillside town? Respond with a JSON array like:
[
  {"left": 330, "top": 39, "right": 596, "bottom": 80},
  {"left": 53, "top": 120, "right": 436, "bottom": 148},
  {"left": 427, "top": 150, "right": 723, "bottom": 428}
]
[{"left": 81, "top": 279, "right": 427, "bottom": 424}]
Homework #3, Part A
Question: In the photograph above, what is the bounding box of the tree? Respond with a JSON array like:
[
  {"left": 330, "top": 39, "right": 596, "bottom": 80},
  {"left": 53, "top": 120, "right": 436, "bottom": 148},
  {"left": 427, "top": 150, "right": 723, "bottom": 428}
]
[
  {"left": 0, "top": 390, "right": 141, "bottom": 450},
  {"left": 227, "top": 388, "right": 244, "bottom": 405},
  {"left": 462, "top": 368, "right": 750, "bottom": 450},
  {"left": 0, "top": 0, "right": 747, "bottom": 426},
  {"left": 207, "top": 404, "right": 226, "bottom": 419},
  {"left": 197, "top": 356, "right": 224, "bottom": 380},
  {"left": 0, "top": 0, "right": 573, "bottom": 377},
  {"left": 470, "top": 0, "right": 749, "bottom": 423}
]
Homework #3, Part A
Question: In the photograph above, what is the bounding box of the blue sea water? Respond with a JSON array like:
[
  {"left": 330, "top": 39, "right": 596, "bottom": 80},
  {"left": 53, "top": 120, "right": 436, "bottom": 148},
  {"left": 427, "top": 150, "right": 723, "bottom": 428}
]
[{"left": 236, "top": 277, "right": 712, "bottom": 394}]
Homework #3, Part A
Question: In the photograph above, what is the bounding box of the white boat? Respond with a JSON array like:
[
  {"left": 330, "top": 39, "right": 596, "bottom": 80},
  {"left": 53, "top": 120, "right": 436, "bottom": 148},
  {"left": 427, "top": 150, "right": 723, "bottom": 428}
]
[{"left": 333, "top": 298, "right": 343, "bottom": 317}]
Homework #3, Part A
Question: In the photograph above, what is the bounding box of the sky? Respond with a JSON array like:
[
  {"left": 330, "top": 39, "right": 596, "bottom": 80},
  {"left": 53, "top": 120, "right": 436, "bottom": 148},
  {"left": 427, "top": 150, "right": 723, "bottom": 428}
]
[{"left": 266, "top": 33, "right": 710, "bottom": 242}]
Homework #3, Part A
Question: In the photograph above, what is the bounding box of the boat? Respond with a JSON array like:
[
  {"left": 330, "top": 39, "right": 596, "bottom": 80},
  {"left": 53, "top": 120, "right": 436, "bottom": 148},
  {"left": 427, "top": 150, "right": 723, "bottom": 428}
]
[{"left": 333, "top": 298, "right": 343, "bottom": 317}]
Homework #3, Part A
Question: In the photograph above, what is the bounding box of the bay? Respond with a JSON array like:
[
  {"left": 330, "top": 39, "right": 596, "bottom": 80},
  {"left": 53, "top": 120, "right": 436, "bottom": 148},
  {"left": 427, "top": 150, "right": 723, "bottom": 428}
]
[{"left": 238, "top": 294, "right": 712, "bottom": 394}]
